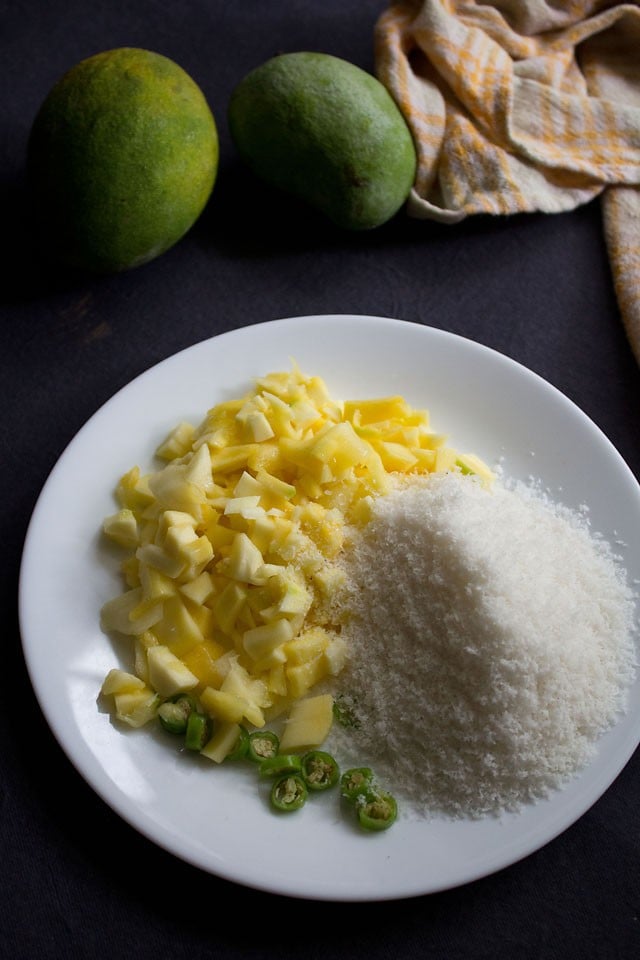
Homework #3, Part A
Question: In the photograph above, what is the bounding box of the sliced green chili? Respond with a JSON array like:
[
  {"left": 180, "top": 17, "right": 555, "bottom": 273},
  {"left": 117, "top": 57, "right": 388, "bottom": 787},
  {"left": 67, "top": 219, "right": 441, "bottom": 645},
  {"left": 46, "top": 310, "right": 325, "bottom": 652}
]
[
  {"left": 157, "top": 693, "right": 198, "bottom": 735},
  {"left": 247, "top": 730, "right": 279, "bottom": 763},
  {"left": 225, "top": 724, "right": 250, "bottom": 761},
  {"left": 259, "top": 754, "right": 303, "bottom": 778},
  {"left": 340, "top": 767, "right": 374, "bottom": 803},
  {"left": 184, "top": 712, "right": 210, "bottom": 751},
  {"left": 356, "top": 791, "right": 398, "bottom": 832},
  {"left": 333, "top": 695, "right": 361, "bottom": 729},
  {"left": 301, "top": 750, "right": 340, "bottom": 792},
  {"left": 270, "top": 774, "right": 307, "bottom": 812}
]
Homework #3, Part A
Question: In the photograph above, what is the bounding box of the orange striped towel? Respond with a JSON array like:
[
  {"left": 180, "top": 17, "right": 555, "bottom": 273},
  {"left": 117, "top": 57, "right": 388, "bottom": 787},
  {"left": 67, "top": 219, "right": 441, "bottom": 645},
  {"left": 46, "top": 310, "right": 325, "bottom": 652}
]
[{"left": 375, "top": 1, "right": 640, "bottom": 364}]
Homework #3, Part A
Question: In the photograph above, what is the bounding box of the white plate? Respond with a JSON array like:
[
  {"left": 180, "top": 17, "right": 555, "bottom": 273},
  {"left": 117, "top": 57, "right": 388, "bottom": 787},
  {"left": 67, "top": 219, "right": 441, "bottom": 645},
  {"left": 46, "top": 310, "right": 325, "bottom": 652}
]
[{"left": 19, "top": 315, "right": 640, "bottom": 901}]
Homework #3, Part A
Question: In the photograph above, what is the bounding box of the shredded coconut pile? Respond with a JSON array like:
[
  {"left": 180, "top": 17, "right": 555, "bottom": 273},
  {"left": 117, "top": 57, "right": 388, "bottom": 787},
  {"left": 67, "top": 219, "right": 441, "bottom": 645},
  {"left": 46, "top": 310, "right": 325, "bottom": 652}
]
[{"left": 328, "top": 472, "right": 637, "bottom": 819}]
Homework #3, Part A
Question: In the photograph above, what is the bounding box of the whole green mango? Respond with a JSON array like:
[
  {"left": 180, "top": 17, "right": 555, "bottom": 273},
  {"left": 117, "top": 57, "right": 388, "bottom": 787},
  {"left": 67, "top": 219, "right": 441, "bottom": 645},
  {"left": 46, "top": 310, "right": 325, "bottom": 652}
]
[
  {"left": 28, "top": 48, "right": 218, "bottom": 273},
  {"left": 228, "top": 52, "right": 417, "bottom": 231}
]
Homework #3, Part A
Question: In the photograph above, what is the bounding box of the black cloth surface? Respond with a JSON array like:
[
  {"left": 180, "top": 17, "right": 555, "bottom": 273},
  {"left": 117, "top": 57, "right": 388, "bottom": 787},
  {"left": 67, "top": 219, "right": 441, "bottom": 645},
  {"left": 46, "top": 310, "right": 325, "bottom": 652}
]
[{"left": 1, "top": 2, "right": 639, "bottom": 958}]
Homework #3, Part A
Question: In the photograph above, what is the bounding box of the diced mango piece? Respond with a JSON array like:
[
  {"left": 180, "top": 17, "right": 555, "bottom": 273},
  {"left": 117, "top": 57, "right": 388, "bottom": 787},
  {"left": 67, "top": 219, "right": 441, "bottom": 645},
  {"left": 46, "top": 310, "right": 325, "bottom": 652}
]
[
  {"left": 290, "top": 396, "right": 323, "bottom": 430},
  {"left": 284, "top": 626, "right": 330, "bottom": 665},
  {"left": 147, "top": 645, "right": 198, "bottom": 697},
  {"left": 214, "top": 581, "right": 248, "bottom": 634},
  {"left": 179, "top": 538, "right": 215, "bottom": 581},
  {"left": 417, "top": 430, "right": 446, "bottom": 450},
  {"left": 266, "top": 663, "right": 288, "bottom": 697},
  {"left": 210, "top": 444, "right": 255, "bottom": 474},
  {"left": 103, "top": 509, "right": 139, "bottom": 549},
  {"left": 224, "top": 495, "right": 263, "bottom": 519},
  {"left": 244, "top": 411, "right": 276, "bottom": 443},
  {"left": 250, "top": 515, "right": 293, "bottom": 556},
  {"left": 155, "top": 421, "right": 195, "bottom": 460},
  {"left": 116, "top": 466, "right": 155, "bottom": 512},
  {"left": 101, "top": 669, "right": 146, "bottom": 696},
  {"left": 286, "top": 655, "right": 329, "bottom": 699},
  {"left": 243, "top": 618, "right": 293, "bottom": 661},
  {"left": 180, "top": 640, "right": 225, "bottom": 688},
  {"left": 183, "top": 442, "right": 214, "bottom": 493},
  {"left": 100, "top": 587, "right": 162, "bottom": 636},
  {"left": 255, "top": 468, "right": 296, "bottom": 501},
  {"left": 203, "top": 650, "right": 237, "bottom": 688},
  {"left": 309, "top": 422, "right": 371, "bottom": 475},
  {"left": 179, "top": 571, "right": 214, "bottom": 605},
  {"left": 275, "top": 572, "right": 312, "bottom": 617},
  {"left": 261, "top": 391, "right": 296, "bottom": 437},
  {"left": 373, "top": 440, "right": 419, "bottom": 473},
  {"left": 203, "top": 516, "right": 235, "bottom": 552},
  {"left": 157, "top": 509, "right": 197, "bottom": 537},
  {"left": 323, "top": 635, "right": 348, "bottom": 676},
  {"left": 233, "top": 471, "right": 263, "bottom": 498},
  {"left": 435, "top": 446, "right": 458, "bottom": 472},
  {"left": 128, "top": 630, "right": 158, "bottom": 682},
  {"left": 201, "top": 722, "right": 244, "bottom": 763},
  {"left": 151, "top": 596, "right": 204, "bottom": 655},
  {"left": 136, "top": 543, "right": 186, "bottom": 578},
  {"left": 147, "top": 465, "right": 203, "bottom": 519},
  {"left": 276, "top": 436, "right": 316, "bottom": 472},
  {"left": 185, "top": 601, "right": 215, "bottom": 637},
  {"left": 343, "top": 396, "right": 410, "bottom": 425},
  {"left": 225, "top": 532, "right": 263, "bottom": 582},
  {"left": 279, "top": 693, "right": 334, "bottom": 751},
  {"left": 200, "top": 687, "right": 264, "bottom": 727},
  {"left": 163, "top": 523, "right": 198, "bottom": 557},
  {"left": 296, "top": 473, "right": 323, "bottom": 501},
  {"left": 139, "top": 563, "right": 178, "bottom": 600},
  {"left": 220, "top": 660, "right": 269, "bottom": 709},
  {"left": 410, "top": 448, "right": 437, "bottom": 471},
  {"left": 250, "top": 646, "right": 288, "bottom": 674},
  {"left": 121, "top": 554, "right": 140, "bottom": 589},
  {"left": 113, "top": 689, "right": 159, "bottom": 727},
  {"left": 455, "top": 452, "right": 495, "bottom": 483},
  {"left": 129, "top": 595, "right": 165, "bottom": 630},
  {"left": 312, "top": 565, "right": 346, "bottom": 598}
]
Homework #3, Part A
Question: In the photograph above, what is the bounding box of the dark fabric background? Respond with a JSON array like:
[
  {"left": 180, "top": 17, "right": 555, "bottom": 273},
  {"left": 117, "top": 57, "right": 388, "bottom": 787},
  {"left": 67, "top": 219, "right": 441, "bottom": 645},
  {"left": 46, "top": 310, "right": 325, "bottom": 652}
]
[{"left": 1, "top": 2, "right": 638, "bottom": 958}]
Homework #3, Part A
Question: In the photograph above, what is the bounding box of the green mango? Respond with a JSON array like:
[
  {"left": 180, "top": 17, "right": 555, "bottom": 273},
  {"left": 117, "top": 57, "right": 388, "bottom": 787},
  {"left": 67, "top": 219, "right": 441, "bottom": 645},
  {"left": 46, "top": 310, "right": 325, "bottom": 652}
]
[
  {"left": 228, "top": 52, "right": 417, "bottom": 231},
  {"left": 28, "top": 48, "right": 218, "bottom": 273}
]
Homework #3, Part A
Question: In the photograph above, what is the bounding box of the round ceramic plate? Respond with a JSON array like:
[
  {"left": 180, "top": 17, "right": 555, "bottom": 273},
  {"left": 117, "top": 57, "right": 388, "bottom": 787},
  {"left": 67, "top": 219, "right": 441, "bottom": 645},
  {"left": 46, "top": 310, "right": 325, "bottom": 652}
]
[{"left": 19, "top": 315, "right": 640, "bottom": 901}]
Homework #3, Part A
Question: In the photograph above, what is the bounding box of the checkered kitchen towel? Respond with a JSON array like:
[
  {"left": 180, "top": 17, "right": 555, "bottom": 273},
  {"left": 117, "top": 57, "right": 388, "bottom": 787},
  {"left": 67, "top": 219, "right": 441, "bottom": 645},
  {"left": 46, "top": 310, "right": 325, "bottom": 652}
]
[{"left": 375, "top": 0, "right": 640, "bottom": 365}]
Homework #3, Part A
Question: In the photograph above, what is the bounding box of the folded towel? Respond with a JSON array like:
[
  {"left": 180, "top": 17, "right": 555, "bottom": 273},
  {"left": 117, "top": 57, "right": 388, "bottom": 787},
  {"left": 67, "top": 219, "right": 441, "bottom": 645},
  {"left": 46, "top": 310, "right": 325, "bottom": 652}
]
[{"left": 374, "top": 0, "right": 640, "bottom": 365}]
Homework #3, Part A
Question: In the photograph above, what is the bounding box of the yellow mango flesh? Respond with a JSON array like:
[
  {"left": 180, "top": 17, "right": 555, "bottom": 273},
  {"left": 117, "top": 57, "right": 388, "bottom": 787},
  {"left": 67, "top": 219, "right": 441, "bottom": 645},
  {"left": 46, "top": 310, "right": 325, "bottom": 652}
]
[
  {"left": 100, "top": 363, "right": 493, "bottom": 742},
  {"left": 279, "top": 693, "right": 334, "bottom": 751}
]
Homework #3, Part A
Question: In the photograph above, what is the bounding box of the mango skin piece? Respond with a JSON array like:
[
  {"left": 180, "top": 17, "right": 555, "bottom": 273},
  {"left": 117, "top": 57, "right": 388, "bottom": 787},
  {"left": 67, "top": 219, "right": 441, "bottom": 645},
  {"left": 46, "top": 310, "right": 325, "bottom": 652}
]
[{"left": 228, "top": 52, "right": 417, "bottom": 231}]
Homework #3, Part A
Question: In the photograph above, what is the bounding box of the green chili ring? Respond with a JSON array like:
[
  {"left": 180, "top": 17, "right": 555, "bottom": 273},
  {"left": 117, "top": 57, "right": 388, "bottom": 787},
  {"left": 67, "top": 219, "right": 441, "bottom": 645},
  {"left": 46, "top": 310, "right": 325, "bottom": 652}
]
[
  {"left": 157, "top": 693, "right": 199, "bottom": 735},
  {"left": 340, "top": 767, "right": 374, "bottom": 803},
  {"left": 259, "top": 754, "right": 303, "bottom": 778},
  {"left": 247, "top": 730, "right": 280, "bottom": 763},
  {"left": 356, "top": 791, "right": 398, "bottom": 831},
  {"left": 270, "top": 774, "right": 308, "bottom": 812},
  {"left": 301, "top": 750, "right": 340, "bottom": 791},
  {"left": 225, "top": 724, "right": 250, "bottom": 761},
  {"left": 184, "top": 712, "right": 210, "bottom": 751}
]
